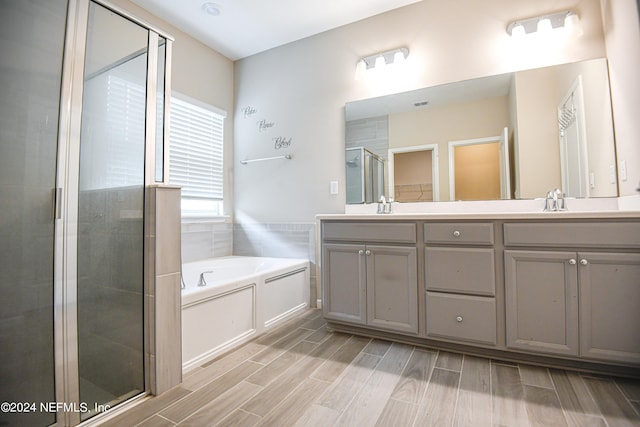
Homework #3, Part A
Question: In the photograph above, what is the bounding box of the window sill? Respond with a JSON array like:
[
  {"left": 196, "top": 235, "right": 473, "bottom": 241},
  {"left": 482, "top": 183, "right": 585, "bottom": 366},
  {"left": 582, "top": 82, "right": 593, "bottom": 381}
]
[{"left": 181, "top": 215, "right": 231, "bottom": 224}]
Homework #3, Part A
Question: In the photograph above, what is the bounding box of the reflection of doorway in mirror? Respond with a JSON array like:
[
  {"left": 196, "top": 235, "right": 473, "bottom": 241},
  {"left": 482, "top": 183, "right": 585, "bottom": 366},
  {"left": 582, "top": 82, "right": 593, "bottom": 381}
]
[
  {"left": 449, "top": 133, "right": 510, "bottom": 201},
  {"left": 389, "top": 144, "right": 439, "bottom": 202},
  {"left": 558, "top": 77, "right": 589, "bottom": 198}
]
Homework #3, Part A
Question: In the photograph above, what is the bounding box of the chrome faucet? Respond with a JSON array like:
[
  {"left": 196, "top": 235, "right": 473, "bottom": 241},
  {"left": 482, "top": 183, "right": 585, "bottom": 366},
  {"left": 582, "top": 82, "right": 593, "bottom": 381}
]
[
  {"left": 197, "top": 270, "right": 214, "bottom": 287},
  {"left": 544, "top": 188, "right": 566, "bottom": 212},
  {"left": 377, "top": 195, "right": 392, "bottom": 214}
]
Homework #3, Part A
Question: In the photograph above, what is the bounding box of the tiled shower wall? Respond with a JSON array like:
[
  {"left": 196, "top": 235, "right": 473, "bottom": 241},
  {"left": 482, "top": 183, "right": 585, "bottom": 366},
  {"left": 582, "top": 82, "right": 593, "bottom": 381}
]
[{"left": 181, "top": 221, "right": 317, "bottom": 306}]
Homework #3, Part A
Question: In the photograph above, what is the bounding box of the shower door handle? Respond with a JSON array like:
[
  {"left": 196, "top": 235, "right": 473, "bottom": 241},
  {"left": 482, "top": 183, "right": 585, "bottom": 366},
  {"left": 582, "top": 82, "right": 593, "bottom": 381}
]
[{"left": 54, "top": 187, "right": 63, "bottom": 220}]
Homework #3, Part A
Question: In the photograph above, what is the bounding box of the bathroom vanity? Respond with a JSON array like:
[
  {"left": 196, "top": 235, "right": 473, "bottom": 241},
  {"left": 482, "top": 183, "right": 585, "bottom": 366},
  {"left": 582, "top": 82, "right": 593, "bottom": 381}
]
[{"left": 317, "top": 211, "right": 640, "bottom": 375}]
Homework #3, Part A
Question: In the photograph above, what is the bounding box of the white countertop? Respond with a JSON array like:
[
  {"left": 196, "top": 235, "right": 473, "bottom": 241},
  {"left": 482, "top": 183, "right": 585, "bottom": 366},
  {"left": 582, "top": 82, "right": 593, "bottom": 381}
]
[
  {"left": 316, "top": 211, "right": 640, "bottom": 220},
  {"left": 317, "top": 197, "right": 640, "bottom": 221}
]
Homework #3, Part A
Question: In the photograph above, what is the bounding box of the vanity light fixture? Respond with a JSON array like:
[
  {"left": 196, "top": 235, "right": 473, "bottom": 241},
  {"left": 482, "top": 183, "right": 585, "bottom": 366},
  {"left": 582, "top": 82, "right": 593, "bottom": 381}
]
[
  {"left": 354, "top": 47, "right": 409, "bottom": 80},
  {"left": 507, "top": 10, "right": 582, "bottom": 39}
]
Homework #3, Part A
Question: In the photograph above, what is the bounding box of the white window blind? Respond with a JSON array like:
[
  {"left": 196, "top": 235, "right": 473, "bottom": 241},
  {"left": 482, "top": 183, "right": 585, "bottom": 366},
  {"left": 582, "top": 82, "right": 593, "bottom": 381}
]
[
  {"left": 169, "top": 96, "right": 225, "bottom": 207},
  {"left": 105, "top": 74, "right": 146, "bottom": 188}
]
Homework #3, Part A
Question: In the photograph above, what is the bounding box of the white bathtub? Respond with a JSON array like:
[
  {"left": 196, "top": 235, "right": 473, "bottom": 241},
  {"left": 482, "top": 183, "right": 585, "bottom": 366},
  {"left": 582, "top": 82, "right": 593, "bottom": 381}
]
[{"left": 181, "top": 256, "right": 310, "bottom": 371}]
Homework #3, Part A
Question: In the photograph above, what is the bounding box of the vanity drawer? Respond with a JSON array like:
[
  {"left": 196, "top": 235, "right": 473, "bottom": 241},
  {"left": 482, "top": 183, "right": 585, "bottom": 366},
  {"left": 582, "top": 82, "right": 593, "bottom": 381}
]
[
  {"left": 426, "top": 292, "right": 496, "bottom": 345},
  {"left": 425, "top": 247, "right": 495, "bottom": 296},
  {"left": 503, "top": 222, "right": 640, "bottom": 249},
  {"left": 323, "top": 222, "right": 416, "bottom": 243},
  {"left": 424, "top": 222, "right": 494, "bottom": 245}
]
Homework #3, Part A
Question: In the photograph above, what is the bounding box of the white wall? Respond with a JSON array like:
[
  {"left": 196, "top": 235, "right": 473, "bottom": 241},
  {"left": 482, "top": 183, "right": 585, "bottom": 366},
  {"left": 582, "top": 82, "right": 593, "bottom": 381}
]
[
  {"left": 234, "top": 0, "right": 607, "bottom": 223},
  {"left": 600, "top": 0, "right": 640, "bottom": 196}
]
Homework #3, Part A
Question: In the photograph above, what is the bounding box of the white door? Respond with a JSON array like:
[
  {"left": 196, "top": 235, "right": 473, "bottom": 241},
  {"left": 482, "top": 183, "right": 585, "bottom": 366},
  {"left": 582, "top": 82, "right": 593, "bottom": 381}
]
[
  {"left": 558, "top": 77, "right": 589, "bottom": 198},
  {"left": 499, "top": 127, "right": 511, "bottom": 199}
]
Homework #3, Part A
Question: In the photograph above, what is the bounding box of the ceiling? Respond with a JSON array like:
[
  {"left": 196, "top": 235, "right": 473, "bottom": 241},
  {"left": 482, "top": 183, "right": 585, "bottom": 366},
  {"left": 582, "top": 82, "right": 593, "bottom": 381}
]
[
  {"left": 345, "top": 73, "right": 514, "bottom": 121},
  {"left": 128, "top": 0, "right": 423, "bottom": 60}
]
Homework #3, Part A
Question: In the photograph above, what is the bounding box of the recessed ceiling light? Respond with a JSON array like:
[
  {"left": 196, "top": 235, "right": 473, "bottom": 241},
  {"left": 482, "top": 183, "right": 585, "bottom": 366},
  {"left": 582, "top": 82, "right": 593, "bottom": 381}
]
[{"left": 202, "top": 2, "right": 222, "bottom": 16}]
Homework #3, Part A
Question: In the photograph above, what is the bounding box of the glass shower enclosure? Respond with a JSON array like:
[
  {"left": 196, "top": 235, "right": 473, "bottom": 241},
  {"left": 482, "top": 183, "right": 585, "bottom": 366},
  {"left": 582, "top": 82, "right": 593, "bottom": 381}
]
[
  {"left": 0, "top": 1, "right": 172, "bottom": 425},
  {"left": 346, "top": 147, "right": 385, "bottom": 204}
]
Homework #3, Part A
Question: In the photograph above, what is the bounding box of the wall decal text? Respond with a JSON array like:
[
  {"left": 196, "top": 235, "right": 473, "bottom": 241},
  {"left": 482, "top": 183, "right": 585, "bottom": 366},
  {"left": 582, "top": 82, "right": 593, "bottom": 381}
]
[
  {"left": 242, "top": 106, "right": 257, "bottom": 118},
  {"left": 273, "top": 136, "right": 292, "bottom": 149},
  {"left": 257, "top": 119, "right": 275, "bottom": 132}
]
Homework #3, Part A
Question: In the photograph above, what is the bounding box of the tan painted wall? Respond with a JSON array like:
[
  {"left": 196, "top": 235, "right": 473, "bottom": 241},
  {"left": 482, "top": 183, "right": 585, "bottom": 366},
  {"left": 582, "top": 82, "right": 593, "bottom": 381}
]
[{"left": 513, "top": 67, "right": 562, "bottom": 199}]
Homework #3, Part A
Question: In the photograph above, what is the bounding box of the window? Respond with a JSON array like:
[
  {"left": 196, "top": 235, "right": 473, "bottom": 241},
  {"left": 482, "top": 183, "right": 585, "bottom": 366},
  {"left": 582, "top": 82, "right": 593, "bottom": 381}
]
[{"left": 169, "top": 94, "right": 226, "bottom": 218}]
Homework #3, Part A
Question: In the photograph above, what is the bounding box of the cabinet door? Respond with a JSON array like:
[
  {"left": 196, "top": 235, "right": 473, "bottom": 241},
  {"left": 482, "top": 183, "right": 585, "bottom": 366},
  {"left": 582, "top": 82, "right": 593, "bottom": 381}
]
[
  {"left": 366, "top": 245, "right": 418, "bottom": 334},
  {"left": 505, "top": 250, "right": 579, "bottom": 356},
  {"left": 322, "top": 243, "right": 366, "bottom": 325},
  {"left": 579, "top": 252, "right": 640, "bottom": 364}
]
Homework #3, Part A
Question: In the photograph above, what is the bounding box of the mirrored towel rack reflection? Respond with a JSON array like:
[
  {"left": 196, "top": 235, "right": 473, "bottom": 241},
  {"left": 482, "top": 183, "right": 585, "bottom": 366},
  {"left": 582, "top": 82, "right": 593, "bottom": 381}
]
[{"left": 240, "top": 154, "right": 292, "bottom": 165}]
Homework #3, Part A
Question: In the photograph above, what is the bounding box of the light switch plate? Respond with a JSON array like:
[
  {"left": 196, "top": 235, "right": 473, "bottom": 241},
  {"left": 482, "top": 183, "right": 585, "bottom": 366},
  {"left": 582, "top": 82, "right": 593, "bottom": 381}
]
[
  {"left": 620, "top": 160, "right": 628, "bottom": 181},
  {"left": 330, "top": 181, "right": 339, "bottom": 195}
]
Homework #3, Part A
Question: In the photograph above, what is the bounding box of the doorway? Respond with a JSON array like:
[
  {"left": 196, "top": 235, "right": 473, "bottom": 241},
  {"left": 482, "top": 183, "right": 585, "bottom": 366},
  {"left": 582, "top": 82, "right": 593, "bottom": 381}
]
[
  {"left": 448, "top": 128, "right": 510, "bottom": 201},
  {"left": 388, "top": 145, "right": 439, "bottom": 202}
]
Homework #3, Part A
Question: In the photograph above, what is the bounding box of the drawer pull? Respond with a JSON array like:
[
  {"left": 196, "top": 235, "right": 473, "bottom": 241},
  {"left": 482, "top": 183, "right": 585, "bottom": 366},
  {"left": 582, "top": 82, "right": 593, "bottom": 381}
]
[
  {"left": 569, "top": 259, "right": 576, "bottom": 265},
  {"left": 580, "top": 259, "right": 588, "bottom": 265},
  {"left": 358, "top": 250, "right": 364, "bottom": 255},
  {"left": 453, "top": 230, "right": 461, "bottom": 237},
  {"left": 365, "top": 250, "right": 371, "bottom": 256},
  {"left": 456, "top": 316, "right": 463, "bottom": 323}
]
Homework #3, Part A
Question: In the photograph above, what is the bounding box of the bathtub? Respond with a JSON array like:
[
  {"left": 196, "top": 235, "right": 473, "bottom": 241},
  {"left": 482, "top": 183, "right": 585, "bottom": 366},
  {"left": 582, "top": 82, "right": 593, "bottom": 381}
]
[{"left": 181, "top": 256, "right": 310, "bottom": 371}]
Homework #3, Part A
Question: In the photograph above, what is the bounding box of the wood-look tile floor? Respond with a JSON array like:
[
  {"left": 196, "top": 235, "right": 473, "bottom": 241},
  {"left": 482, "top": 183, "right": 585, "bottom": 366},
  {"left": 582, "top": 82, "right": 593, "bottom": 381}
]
[{"left": 100, "top": 309, "right": 640, "bottom": 427}]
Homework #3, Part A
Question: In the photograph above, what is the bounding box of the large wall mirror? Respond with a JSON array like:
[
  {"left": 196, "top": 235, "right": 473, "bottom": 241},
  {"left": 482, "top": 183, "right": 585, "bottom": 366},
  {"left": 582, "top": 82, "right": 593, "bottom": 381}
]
[{"left": 345, "top": 58, "right": 618, "bottom": 203}]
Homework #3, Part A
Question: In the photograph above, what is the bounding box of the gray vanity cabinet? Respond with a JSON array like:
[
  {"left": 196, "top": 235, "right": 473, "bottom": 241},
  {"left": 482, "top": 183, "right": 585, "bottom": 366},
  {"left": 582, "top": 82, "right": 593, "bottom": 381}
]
[
  {"left": 321, "top": 222, "right": 419, "bottom": 334},
  {"left": 504, "top": 221, "right": 640, "bottom": 364},
  {"left": 321, "top": 217, "right": 640, "bottom": 372}
]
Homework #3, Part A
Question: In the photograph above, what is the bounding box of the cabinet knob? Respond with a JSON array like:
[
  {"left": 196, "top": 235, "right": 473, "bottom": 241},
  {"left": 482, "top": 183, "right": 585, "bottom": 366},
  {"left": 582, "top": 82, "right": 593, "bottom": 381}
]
[
  {"left": 358, "top": 250, "right": 364, "bottom": 255},
  {"left": 569, "top": 259, "right": 577, "bottom": 265},
  {"left": 453, "top": 230, "right": 461, "bottom": 237},
  {"left": 580, "top": 259, "right": 588, "bottom": 265},
  {"left": 456, "top": 316, "right": 463, "bottom": 323},
  {"left": 365, "top": 250, "right": 371, "bottom": 256}
]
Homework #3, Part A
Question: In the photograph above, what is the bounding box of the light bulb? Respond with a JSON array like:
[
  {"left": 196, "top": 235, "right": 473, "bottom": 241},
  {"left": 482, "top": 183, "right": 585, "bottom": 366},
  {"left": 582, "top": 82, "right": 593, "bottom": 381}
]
[
  {"left": 393, "top": 50, "right": 406, "bottom": 66},
  {"left": 374, "top": 55, "right": 386, "bottom": 69},
  {"left": 354, "top": 59, "right": 366, "bottom": 81},
  {"left": 511, "top": 23, "right": 526, "bottom": 39},
  {"left": 564, "top": 13, "right": 583, "bottom": 38},
  {"left": 537, "top": 18, "right": 552, "bottom": 34}
]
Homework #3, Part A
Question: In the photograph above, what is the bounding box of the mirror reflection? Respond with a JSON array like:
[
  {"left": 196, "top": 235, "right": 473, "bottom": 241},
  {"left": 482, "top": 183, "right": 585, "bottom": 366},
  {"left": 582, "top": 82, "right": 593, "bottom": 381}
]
[{"left": 345, "top": 58, "right": 617, "bottom": 203}]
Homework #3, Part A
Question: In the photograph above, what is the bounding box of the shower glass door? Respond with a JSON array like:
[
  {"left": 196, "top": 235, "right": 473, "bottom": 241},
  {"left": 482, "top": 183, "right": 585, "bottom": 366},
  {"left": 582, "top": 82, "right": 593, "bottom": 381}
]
[
  {"left": 76, "top": 2, "right": 147, "bottom": 420},
  {"left": 0, "top": 1, "right": 68, "bottom": 426}
]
